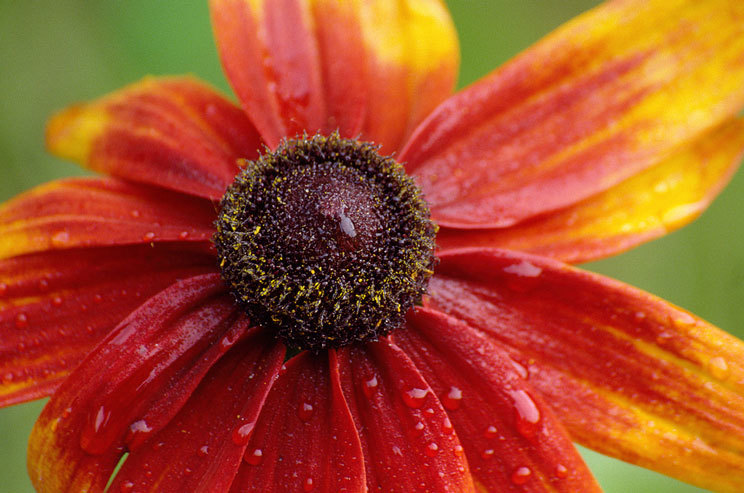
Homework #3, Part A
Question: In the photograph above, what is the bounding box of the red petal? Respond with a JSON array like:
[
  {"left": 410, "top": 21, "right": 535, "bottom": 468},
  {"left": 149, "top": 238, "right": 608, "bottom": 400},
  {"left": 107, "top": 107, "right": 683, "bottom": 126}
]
[
  {"left": 46, "top": 76, "right": 261, "bottom": 199},
  {"left": 337, "top": 338, "right": 474, "bottom": 492},
  {"left": 428, "top": 248, "right": 744, "bottom": 491},
  {"left": 0, "top": 178, "right": 216, "bottom": 259},
  {"left": 229, "top": 351, "right": 365, "bottom": 492},
  {"left": 209, "top": 0, "right": 458, "bottom": 152},
  {"left": 435, "top": 118, "right": 744, "bottom": 263},
  {"left": 27, "top": 274, "right": 241, "bottom": 492},
  {"left": 397, "top": 307, "right": 600, "bottom": 492},
  {"left": 0, "top": 244, "right": 216, "bottom": 407},
  {"left": 401, "top": 0, "right": 744, "bottom": 228},
  {"left": 110, "top": 330, "right": 284, "bottom": 492}
]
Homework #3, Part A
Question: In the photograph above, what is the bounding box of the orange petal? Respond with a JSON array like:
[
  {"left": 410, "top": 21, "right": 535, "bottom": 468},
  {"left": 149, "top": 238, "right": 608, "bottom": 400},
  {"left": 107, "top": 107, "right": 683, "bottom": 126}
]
[
  {"left": 210, "top": 0, "right": 458, "bottom": 152},
  {"left": 0, "top": 244, "right": 216, "bottom": 408},
  {"left": 0, "top": 178, "right": 216, "bottom": 260},
  {"left": 428, "top": 248, "right": 744, "bottom": 492},
  {"left": 436, "top": 117, "right": 744, "bottom": 263},
  {"left": 402, "top": 0, "right": 744, "bottom": 228},
  {"left": 46, "top": 76, "right": 261, "bottom": 199}
]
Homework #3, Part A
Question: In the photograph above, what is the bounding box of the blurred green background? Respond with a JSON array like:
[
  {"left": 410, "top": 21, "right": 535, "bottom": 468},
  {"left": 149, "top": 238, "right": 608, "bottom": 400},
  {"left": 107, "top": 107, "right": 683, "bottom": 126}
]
[{"left": 1, "top": 1, "right": 741, "bottom": 491}]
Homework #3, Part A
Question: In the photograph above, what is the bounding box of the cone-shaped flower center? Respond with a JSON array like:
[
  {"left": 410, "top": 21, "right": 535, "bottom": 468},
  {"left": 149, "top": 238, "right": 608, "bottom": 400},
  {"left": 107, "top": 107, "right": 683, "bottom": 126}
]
[{"left": 214, "top": 134, "right": 437, "bottom": 350}]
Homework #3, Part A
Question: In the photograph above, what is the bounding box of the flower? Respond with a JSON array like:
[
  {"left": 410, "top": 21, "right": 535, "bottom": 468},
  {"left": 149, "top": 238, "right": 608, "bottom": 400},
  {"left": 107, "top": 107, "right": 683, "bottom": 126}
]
[{"left": 2, "top": 0, "right": 744, "bottom": 491}]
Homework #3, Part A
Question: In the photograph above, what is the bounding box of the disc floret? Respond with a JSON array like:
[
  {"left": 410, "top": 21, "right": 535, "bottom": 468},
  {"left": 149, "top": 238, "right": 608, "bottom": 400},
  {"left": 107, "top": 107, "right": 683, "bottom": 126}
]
[{"left": 214, "top": 133, "right": 436, "bottom": 350}]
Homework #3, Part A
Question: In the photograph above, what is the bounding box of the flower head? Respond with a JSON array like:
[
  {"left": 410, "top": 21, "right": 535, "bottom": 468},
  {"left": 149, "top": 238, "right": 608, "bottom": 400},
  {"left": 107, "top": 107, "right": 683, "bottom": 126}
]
[{"left": 3, "top": 1, "right": 744, "bottom": 492}]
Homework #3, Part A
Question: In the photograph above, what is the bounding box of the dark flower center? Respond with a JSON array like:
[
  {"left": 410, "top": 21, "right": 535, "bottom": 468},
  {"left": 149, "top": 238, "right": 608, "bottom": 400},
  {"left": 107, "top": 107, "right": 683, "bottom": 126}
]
[{"left": 214, "top": 133, "right": 437, "bottom": 350}]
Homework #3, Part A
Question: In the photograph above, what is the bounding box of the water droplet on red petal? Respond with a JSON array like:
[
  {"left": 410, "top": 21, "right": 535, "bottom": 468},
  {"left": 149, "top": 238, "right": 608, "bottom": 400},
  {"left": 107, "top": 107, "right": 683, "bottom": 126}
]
[
  {"left": 511, "top": 390, "right": 541, "bottom": 438},
  {"left": 555, "top": 464, "right": 569, "bottom": 479},
  {"left": 15, "top": 313, "right": 28, "bottom": 328},
  {"left": 303, "top": 477, "right": 314, "bottom": 492},
  {"left": 232, "top": 421, "right": 255, "bottom": 445},
  {"left": 298, "top": 402, "right": 314, "bottom": 422},
  {"left": 441, "top": 386, "right": 462, "bottom": 411},
  {"left": 402, "top": 388, "right": 428, "bottom": 408},
  {"left": 511, "top": 466, "right": 532, "bottom": 485},
  {"left": 425, "top": 442, "right": 439, "bottom": 457},
  {"left": 245, "top": 448, "right": 263, "bottom": 465}
]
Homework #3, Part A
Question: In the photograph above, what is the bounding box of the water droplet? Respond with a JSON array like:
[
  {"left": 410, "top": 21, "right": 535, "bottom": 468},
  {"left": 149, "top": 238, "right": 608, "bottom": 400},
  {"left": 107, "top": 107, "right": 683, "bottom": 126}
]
[
  {"left": 504, "top": 260, "right": 542, "bottom": 277},
  {"left": 51, "top": 230, "right": 70, "bottom": 248},
  {"left": 484, "top": 425, "right": 498, "bottom": 439},
  {"left": 184, "top": 467, "right": 193, "bottom": 475},
  {"left": 120, "top": 481, "right": 134, "bottom": 492},
  {"left": 441, "top": 386, "right": 462, "bottom": 411},
  {"left": 198, "top": 445, "right": 209, "bottom": 456},
  {"left": 426, "top": 442, "right": 439, "bottom": 457},
  {"left": 2, "top": 372, "right": 14, "bottom": 383},
  {"left": 511, "top": 466, "right": 532, "bottom": 485},
  {"left": 392, "top": 445, "right": 403, "bottom": 456},
  {"left": 93, "top": 405, "right": 111, "bottom": 433},
  {"left": 38, "top": 279, "right": 49, "bottom": 291},
  {"left": 130, "top": 210, "right": 141, "bottom": 218},
  {"left": 442, "top": 417, "right": 453, "bottom": 434},
  {"left": 245, "top": 448, "right": 263, "bottom": 465},
  {"left": 61, "top": 407, "right": 72, "bottom": 419},
  {"left": 708, "top": 356, "right": 730, "bottom": 380},
  {"left": 510, "top": 359, "right": 529, "bottom": 379},
  {"left": 362, "top": 375, "right": 378, "bottom": 398},
  {"left": 555, "top": 464, "right": 568, "bottom": 479},
  {"left": 454, "top": 444, "right": 464, "bottom": 456},
  {"left": 232, "top": 421, "right": 255, "bottom": 445},
  {"left": 15, "top": 313, "right": 28, "bottom": 329},
  {"left": 402, "top": 388, "right": 428, "bottom": 408},
  {"left": 129, "top": 419, "right": 152, "bottom": 436},
  {"left": 93, "top": 294, "right": 103, "bottom": 304},
  {"left": 303, "top": 477, "right": 314, "bottom": 492},
  {"left": 0, "top": 282, "right": 8, "bottom": 296},
  {"left": 298, "top": 402, "right": 314, "bottom": 422},
  {"left": 179, "top": 231, "right": 190, "bottom": 240},
  {"left": 142, "top": 232, "right": 156, "bottom": 242},
  {"left": 480, "top": 448, "right": 495, "bottom": 460},
  {"left": 52, "top": 296, "right": 63, "bottom": 307},
  {"left": 511, "top": 390, "right": 541, "bottom": 438}
]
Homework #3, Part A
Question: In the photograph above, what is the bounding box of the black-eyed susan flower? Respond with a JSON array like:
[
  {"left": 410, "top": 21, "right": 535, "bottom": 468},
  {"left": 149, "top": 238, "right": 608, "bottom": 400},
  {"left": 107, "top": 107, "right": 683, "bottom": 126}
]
[{"left": 3, "top": 1, "right": 744, "bottom": 491}]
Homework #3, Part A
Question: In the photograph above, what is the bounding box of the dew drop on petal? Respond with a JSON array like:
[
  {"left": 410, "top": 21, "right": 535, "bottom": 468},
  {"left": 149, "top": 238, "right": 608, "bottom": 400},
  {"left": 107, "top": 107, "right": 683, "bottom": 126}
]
[
  {"left": 142, "top": 232, "right": 156, "bottom": 242},
  {"left": 442, "top": 417, "right": 453, "bottom": 434},
  {"left": 425, "top": 442, "right": 439, "bottom": 457},
  {"left": 362, "top": 375, "right": 378, "bottom": 398},
  {"left": 15, "top": 313, "right": 28, "bottom": 329},
  {"left": 179, "top": 231, "right": 190, "bottom": 240},
  {"left": 441, "top": 386, "right": 462, "bottom": 411},
  {"left": 454, "top": 445, "right": 464, "bottom": 456},
  {"left": 298, "top": 402, "right": 314, "bottom": 422},
  {"left": 402, "top": 388, "right": 428, "bottom": 408},
  {"left": 484, "top": 425, "right": 498, "bottom": 439},
  {"left": 480, "top": 449, "right": 495, "bottom": 460},
  {"left": 511, "top": 466, "right": 532, "bottom": 485},
  {"left": 52, "top": 296, "right": 63, "bottom": 307},
  {"left": 511, "top": 390, "right": 541, "bottom": 438},
  {"left": 38, "top": 279, "right": 49, "bottom": 291},
  {"left": 120, "top": 481, "right": 134, "bottom": 492},
  {"left": 555, "top": 464, "right": 569, "bottom": 479},
  {"left": 245, "top": 448, "right": 263, "bottom": 465},
  {"left": 510, "top": 359, "right": 529, "bottom": 379},
  {"left": 130, "top": 210, "right": 141, "bottom": 218},
  {"left": 0, "top": 282, "right": 8, "bottom": 297},
  {"left": 51, "top": 230, "right": 70, "bottom": 248},
  {"left": 198, "top": 445, "right": 209, "bottom": 456},
  {"left": 232, "top": 421, "right": 255, "bottom": 445},
  {"left": 708, "top": 356, "right": 730, "bottom": 380},
  {"left": 303, "top": 477, "right": 314, "bottom": 492}
]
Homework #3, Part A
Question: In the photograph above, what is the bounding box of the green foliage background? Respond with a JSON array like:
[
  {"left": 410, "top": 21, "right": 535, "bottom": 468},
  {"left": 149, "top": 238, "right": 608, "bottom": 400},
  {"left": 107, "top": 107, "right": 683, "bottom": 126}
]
[{"left": 1, "top": 1, "right": 741, "bottom": 491}]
